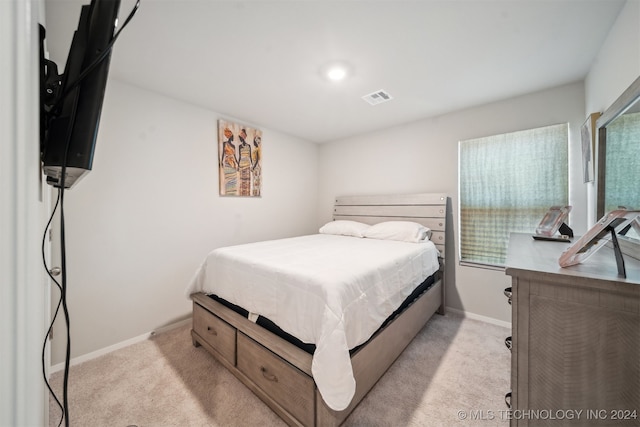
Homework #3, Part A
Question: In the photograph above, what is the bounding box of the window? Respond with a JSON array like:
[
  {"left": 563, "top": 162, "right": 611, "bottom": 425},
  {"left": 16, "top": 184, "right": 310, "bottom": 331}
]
[
  {"left": 604, "top": 111, "right": 640, "bottom": 213},
  {"left": 459, "top": 123, "right": 569, "bottom": 267}
]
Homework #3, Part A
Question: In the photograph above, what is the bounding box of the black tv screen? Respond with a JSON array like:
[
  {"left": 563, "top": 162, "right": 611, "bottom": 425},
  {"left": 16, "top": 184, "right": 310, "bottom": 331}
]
[{"left": 41, "top": 0, "right": 121, "bottom": 189}]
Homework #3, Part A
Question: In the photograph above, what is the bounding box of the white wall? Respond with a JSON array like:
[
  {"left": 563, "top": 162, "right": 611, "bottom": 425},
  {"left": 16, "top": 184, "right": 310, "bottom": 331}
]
[
  {"left": 585, "top": 0, "right": 640, "bottom": 225},
  {"left": 1, "top": 0, "right": 48, "bottom": 425},
  {"left": 586, "top": 0, "right": 640, "bottom": 115},
  {"left": 318, "top": 82, "right": 586, "bottom": 323},
  {"left": 51, "top": 80, "right": 319, "bottom": 364},
  {"left": 50, "top": 0, "right": 640, "bottom": 362}
]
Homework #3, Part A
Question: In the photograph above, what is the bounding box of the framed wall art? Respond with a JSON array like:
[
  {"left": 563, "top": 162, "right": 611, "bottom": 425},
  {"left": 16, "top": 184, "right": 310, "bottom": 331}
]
[
  {"left": 218, "top": 119, "right": 262, "bottom": 197},
  {"left": 581, "top": 112, "right": 601, "bottom": 183}
]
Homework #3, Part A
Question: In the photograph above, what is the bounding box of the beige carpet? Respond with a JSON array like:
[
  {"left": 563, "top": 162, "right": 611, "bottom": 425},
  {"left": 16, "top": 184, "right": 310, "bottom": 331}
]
[{"left": 49, "top": 312, "right": 511, "bottom": 426}]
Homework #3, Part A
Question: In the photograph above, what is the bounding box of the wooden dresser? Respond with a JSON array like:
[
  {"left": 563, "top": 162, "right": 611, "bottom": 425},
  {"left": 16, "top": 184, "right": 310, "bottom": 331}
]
[{"left": 505, "top": 233, "right": 639, "bottom": 426}]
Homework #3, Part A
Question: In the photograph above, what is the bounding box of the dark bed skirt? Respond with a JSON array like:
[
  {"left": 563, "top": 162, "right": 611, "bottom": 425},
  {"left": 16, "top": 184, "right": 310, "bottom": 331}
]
[{"left": 208, "top": 272, "right": 437, "bottom": 355}]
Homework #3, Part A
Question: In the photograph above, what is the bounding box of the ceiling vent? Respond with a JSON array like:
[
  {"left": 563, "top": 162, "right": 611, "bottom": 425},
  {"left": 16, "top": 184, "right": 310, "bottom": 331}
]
[{"left": 362, "top": 89, "right": 393, "bottom": 106}]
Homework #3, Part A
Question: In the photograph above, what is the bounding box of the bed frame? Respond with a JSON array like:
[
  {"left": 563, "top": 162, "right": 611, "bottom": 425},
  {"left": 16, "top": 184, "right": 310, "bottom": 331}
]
[{"left": 190, "top": 193, "right": 448, "bottom": 426}]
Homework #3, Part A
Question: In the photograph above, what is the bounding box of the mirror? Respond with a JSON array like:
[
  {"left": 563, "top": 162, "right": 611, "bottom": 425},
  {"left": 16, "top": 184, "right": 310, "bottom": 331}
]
[
  {"left": 596, "top": 75, "right": 640, "bottom": 248},
  {"left": 596, "top": 75, "right": 640, "bottom": 218}
]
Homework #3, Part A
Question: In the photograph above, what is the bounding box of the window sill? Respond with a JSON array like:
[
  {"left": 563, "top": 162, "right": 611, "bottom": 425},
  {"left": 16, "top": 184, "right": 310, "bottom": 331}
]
[{"left": 459, "top": 261, "right": 505, "bottom": 272}]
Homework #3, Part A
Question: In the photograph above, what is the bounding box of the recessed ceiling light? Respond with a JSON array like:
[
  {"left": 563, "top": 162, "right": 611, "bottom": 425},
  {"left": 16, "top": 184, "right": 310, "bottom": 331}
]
[
  {"left": 321, "top": 61, "right": 351, "bottom": 82},
  {"left": 327, "top": 66, "right": 347, "bottom": 81}
]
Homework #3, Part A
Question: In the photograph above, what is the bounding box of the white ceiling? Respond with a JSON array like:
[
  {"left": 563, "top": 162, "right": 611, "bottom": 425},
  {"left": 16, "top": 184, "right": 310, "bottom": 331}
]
[{"left": 44, "top": 0, "right": 626, "bottom": 143}]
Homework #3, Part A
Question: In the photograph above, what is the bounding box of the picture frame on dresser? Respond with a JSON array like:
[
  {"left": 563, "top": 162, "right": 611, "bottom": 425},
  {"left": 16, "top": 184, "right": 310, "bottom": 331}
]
[
  {"left": 534, "top": 205, "right": 572, "bottom": 239},
  {"left": 558, "top": 209, "right": 638, "bottom": 261}
]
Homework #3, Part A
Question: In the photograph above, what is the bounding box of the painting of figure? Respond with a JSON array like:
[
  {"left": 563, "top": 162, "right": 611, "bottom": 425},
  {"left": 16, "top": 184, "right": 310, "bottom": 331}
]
[{"left": 218, "top": 120, "right": 263, "bottom": 196}]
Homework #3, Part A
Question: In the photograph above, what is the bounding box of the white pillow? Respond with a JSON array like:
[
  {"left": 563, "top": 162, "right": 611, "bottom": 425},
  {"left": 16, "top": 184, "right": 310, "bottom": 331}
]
[
  {"left": 319, "top": 220, "right": 370, "bottom": 238},
  {"left": 362, "top": 221, "right": 431, "bottom": 243}
]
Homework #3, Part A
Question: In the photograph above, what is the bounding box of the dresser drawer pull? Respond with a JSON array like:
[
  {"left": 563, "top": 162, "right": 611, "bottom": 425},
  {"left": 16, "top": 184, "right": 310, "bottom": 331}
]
[
  {"left": 505, "top": 336, "right": 512, "bottom": 351},
  {"left": 260, "top": 366, "right": 278, "bottom": 383},
  {"left": 505, "top": 391, "right": 512, "bottom": 409},
  {"left": 206, "top": 326, "right": 218, "bottom": 336},
  {"left": 504, "top": 287, "right": 512, "bottom": 305}
]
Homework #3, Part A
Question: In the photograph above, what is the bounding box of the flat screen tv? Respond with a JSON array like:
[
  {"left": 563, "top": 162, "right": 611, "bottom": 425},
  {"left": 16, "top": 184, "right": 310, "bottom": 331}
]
[{"left": 40, "top": 0, "right": 122, "bottom": 189}]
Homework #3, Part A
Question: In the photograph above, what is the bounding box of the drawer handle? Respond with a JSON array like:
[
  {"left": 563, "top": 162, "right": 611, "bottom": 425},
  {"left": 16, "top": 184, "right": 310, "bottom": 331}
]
[
  {"left": 206, "top": 326, "right": 218, "bottom": 336},
  {"left": 505, "top": 391, "right": 512, "bottom": 409},
  {"left": 504, "top": 287, "right": 512, "bottom": 305},
  {"left": 260, "top": 366, "right": 278, "bottom": 383}
]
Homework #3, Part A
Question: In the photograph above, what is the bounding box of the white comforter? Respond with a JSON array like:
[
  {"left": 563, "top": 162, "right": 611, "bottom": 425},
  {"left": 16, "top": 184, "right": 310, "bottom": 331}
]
[{"left": 185, "top": 234, "right": 440, "bottom": 411}]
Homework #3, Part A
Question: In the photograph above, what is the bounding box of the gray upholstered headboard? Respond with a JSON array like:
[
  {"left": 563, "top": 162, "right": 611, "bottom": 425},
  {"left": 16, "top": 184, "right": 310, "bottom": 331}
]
[{"left": 332, "top": 193, "right": 447, "bottom": 257}]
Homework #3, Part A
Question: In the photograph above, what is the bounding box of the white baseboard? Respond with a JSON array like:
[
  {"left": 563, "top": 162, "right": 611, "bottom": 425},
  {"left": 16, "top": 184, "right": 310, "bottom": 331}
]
[
  {"left": 50, "top": 318, "right": 191, "bottom": 373},
  {"left": 51, "top": 308, "right": 509, "bottom": 373},
  {"left": 446, "top": 307, "right": 511, "bottom": 329}
]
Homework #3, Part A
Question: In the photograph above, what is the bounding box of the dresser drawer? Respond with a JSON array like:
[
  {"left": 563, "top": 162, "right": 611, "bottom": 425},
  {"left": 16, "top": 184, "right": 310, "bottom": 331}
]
[
  {"left": 237, "top": 332, "right": 315, "bottom": 426},
  {"left": 193, "top": 303, "right": 236, "bottom": 365}
]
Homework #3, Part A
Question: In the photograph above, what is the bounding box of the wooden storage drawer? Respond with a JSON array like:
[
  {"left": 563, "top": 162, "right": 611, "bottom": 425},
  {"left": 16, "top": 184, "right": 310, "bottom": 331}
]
[
  {"left": 237, "top": 332, "right": 315, "bottom": 426},
  {"left": 193, "top": 303, "right": 237, "bottom": 365}
]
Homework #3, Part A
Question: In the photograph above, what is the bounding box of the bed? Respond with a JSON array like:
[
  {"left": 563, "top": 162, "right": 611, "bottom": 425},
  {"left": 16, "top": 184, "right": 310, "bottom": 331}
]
[{"left": 187, "top": 193, "right": 449, "bottom": 426}]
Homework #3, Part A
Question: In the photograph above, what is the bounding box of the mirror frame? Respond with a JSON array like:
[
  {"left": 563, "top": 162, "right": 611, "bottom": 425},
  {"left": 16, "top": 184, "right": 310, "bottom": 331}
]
[{"left": 596, "top": 74, "right": 640, "bottom": 219}]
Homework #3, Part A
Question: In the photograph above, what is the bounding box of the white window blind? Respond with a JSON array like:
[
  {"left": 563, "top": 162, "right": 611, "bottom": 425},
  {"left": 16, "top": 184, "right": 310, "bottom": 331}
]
[
  {"left": 604, "top": 111, "right": 640, "bottom": 212},
  {"left": 459, "top": 123, "right": 569, "bottom": 267}
]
